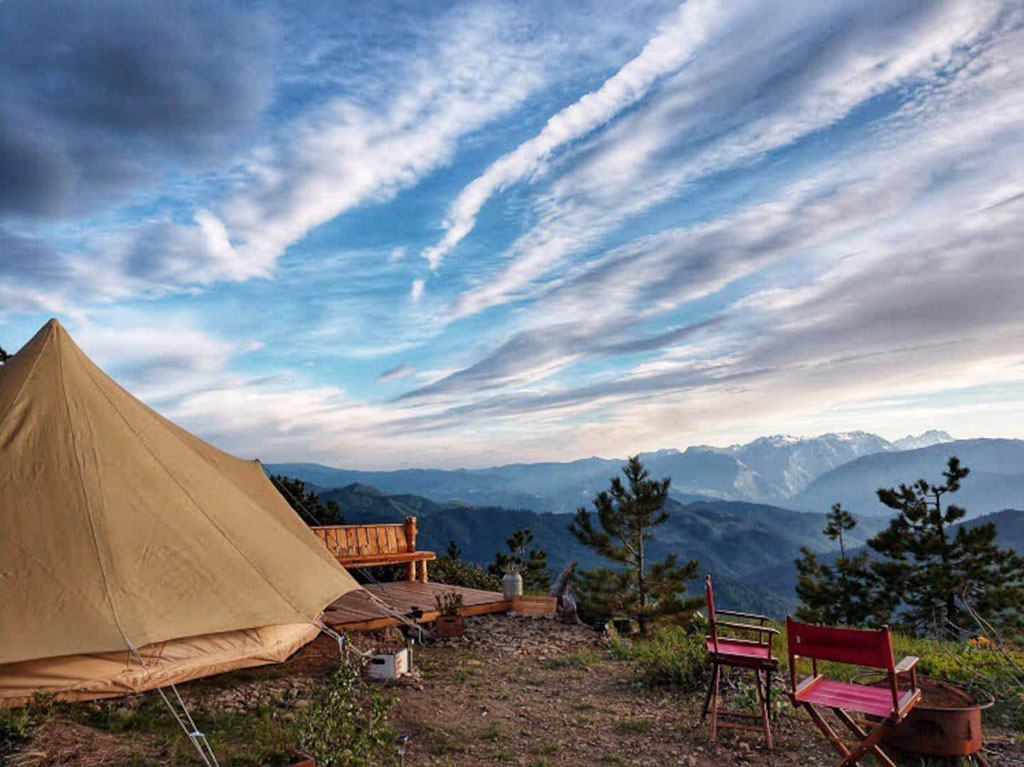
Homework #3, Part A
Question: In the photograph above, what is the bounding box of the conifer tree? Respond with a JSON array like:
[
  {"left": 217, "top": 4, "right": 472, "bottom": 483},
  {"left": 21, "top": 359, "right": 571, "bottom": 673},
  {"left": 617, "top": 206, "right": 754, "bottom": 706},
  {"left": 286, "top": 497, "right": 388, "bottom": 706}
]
[
  {"left": 867, "top": 457, "right": 1024, "bottom": 637},
  {"left": 489, "top": 528, "right": 550, "bottom": 591},
  {"left": 271, "top": 475, "right": 345, "bottom": 525},
  {"left": 570, "top": 456, "right": 701, "bottom": 633},
  {"left": 824, "top": 503, "right": 856, "bottom": 558},
  {"left": 794, "top": 504, "right": 881, "bottom": 626},
  {"left": 0, "top": 345, "right": 9, "bottom": 365}
]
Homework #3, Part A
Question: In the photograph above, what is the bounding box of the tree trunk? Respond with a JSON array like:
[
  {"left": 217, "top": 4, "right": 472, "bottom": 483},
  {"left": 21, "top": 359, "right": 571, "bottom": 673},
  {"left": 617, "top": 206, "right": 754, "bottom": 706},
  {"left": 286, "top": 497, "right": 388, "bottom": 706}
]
[
  {"left": 550, "top": 561, "right": 581, "bottom": 624},
  {"left": 637, "top": 530, "right": 647, "bottom": 634}
]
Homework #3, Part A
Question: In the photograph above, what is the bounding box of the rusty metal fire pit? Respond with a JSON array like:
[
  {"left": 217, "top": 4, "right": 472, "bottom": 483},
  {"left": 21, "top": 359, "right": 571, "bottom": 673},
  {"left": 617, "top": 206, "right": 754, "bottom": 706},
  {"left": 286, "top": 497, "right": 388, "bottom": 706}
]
[{"left": 859, "top": 675, "right": 995, "bottom": 759}]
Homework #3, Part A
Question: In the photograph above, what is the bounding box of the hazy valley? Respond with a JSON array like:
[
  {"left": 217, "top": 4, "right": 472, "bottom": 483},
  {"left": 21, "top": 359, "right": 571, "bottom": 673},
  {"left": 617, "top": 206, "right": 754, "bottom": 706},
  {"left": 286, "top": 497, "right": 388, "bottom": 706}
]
[{"left": 269, "top": 431, "right": 1024, "bottom": 617}]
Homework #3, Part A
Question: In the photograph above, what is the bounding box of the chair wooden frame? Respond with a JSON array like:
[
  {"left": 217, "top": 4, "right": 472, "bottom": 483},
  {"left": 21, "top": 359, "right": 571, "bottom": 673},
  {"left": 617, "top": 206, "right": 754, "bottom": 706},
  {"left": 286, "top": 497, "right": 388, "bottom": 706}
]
[
  {"left": 701, "top": 575, "right": 779, "bottom": 748},
  {"left": 786, "top": 616, "right": 921, "bottom": 767}
]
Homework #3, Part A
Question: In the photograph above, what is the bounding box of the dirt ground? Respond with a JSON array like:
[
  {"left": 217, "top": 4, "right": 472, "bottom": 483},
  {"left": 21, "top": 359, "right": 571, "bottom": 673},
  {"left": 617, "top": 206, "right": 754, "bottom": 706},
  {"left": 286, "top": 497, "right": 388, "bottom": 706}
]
[
  {"left": 9, "top": 614, "right": 1023, "bottom": 766},
  {"left": 385, "top": 616, "right": 1023, "bottom": 767}
]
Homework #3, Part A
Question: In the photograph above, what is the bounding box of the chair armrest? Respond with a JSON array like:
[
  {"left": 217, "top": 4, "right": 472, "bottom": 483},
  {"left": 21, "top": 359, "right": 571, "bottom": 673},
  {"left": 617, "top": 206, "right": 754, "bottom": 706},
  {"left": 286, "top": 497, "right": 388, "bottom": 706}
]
[
  {"left": 716, "top": 609, "right": 770, "bottom": 623},
  {"left": 716, "top": 621, "right": 779, "bottom": 635},
  {"left": 894, "top": 656, "right": 919, "bottom": 674}
]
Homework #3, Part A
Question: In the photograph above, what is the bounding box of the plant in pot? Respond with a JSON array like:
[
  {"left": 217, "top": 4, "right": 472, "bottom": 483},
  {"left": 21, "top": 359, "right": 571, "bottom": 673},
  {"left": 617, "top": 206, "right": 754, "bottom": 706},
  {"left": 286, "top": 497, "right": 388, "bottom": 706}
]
[{"left": 434, "top": 590, "right": 465, "bottom": 637}]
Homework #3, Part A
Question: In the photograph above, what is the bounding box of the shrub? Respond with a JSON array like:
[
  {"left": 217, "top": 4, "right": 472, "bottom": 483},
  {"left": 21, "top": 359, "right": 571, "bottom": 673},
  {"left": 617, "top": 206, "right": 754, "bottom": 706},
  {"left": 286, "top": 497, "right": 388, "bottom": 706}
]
[
  {"left": 0, "top": 706, "right": 33, "bottom": 759},
  {"left": 613, "top": 626, "right": 708, "bottom": 691},
  {"left": 431, "top": 555, "right": 501, "bottom": 591},
  {"left": 293, "top": 654, "right": 396, "bottom": 767}
]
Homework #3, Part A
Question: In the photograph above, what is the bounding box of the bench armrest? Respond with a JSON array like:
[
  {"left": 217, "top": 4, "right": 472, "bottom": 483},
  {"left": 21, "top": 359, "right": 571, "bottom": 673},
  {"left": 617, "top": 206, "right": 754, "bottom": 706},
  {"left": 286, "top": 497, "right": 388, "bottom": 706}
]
[{"left": 894, "top": 656, "right": 919, "bottom": 674}]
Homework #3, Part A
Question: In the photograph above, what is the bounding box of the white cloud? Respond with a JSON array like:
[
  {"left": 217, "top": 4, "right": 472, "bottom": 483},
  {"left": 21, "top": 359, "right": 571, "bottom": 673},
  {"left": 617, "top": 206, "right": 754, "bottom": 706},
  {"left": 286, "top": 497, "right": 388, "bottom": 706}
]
[
  {"left": 86, "top": 3, "right": 554, "bottom": 292},
  {"left": 420, "top": 0, "right": 723, "bottom": 269},
  {"left": 450, "top": 0, "right": 1007, "bottom": 319},
  {"left": 410, "top": 278, "right": 425, "bottom": 303}
]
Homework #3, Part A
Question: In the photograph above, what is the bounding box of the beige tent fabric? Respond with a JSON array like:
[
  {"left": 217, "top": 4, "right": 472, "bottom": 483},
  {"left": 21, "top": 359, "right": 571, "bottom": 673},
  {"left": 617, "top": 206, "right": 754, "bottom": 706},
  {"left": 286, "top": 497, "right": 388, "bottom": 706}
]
[
  {"left": 0, "top": 623, "right": 318, "bottom": 705},
  {"left": 0, "top": 319, "right": 359, "bottom": 673}
]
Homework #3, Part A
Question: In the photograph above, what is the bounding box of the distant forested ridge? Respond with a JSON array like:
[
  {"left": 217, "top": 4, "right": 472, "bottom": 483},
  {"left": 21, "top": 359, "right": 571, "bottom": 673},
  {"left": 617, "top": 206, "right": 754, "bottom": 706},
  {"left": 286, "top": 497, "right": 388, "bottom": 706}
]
[
  {"left": 312, "top": 482, "right": 889, "bottom": 617},
  {"left": 268, "top": 435, "right": 1022, "bottom": 518}
]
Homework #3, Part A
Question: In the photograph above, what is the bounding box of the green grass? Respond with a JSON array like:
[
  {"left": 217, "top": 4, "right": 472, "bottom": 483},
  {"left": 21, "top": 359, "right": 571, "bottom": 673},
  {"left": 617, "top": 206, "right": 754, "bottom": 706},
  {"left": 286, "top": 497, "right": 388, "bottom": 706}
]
[
  {"left": 451, "top": 667, "right": 475, "bottom": 684},
  {"left": 611, "top": 627, "right": 708, "bottom": 691},
  {"left": 0, "top": 705, "right": 35, "bottom": 760},
  {"left": 431, "top": 737, "right": 465, "bottom": 755},
  {"left": 614, "top": 623, "right": 1024, "bottom": 731},
  {"left": 613, "top": 716, "right": 653, "bottom": 734},
  {"left": 480, "top": 722, "right": 502, "bottom": 740}
]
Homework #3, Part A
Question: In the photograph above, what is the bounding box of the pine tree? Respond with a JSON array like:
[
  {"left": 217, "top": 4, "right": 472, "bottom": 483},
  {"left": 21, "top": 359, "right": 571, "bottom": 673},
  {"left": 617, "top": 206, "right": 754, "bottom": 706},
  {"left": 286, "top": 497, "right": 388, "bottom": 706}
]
[
  {"left": 489, "top": 528, "right": 550, "bottom": 591},
  {"left": 271, "top": 475, "right": 344, "bottom": 525},
  {"left": 0, "top": 345, "right": 9, "bottom": 366},
  {"left": 570, "top": 456, "right": 701, "bottom": 633},
  {"left": 868, "top": 457, "right": 1024, "bottom": 637},
  {"left": 824, "top": 503, "right": 856, "bottom": 559},
  {"left": 794, "top": 504, "right": 881, "bottom": 626}
]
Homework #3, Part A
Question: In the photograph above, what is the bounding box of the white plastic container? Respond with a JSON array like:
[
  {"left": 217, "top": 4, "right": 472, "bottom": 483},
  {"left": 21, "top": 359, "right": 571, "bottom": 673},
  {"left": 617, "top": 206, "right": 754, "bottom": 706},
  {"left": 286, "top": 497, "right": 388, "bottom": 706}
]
[
  {"left": 502, "top": 571, "right": 523, "bottom": 600},
  {"left": 365, "top": 648, "right": 409, "bottom": 679}
]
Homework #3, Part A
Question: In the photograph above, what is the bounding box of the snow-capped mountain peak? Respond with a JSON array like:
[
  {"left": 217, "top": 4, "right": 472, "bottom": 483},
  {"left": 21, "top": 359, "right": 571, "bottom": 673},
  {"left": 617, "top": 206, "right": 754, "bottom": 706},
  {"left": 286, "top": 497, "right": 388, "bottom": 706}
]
[{"left": 892, "top": 430, "right": 953, "bottom": 451}]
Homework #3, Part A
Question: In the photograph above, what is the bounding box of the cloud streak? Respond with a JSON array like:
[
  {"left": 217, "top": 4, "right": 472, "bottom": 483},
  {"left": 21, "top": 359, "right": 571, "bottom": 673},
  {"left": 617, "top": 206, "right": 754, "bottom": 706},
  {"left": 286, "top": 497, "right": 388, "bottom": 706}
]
[
  {"left": 421, "top": 0, "right": 722, "bottom": 269},
  {"left": 2, "top": 0, "right": 1021, "bottom": 468},
  {"left": 450, "top": 0, "right": 1007, "bottom": 319}
]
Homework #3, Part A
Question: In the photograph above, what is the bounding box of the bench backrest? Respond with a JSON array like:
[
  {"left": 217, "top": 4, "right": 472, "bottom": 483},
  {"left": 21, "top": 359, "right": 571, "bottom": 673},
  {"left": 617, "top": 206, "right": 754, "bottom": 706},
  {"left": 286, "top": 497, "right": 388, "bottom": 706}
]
[
  {"left": 311, "top": 517, "right": 417, "bottom": 559},
  {"left": 786, "top": 616, "right": 895, "bottom": 671}
]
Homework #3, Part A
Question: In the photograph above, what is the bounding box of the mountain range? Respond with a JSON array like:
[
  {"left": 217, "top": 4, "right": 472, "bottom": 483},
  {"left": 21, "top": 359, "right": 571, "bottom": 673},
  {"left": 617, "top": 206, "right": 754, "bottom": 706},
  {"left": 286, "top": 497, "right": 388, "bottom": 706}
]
[
  {"left": 311, "top": 483, "right": 1022, "bottom": 618},
  {"left": 793, "top": 439, "right": 1024, "bottom": 517},
  {"left": 268, "top": 430, "right": 1023, "bottom": 519},
  {"left": 318, "top": 483, "right": 851, "bottom": 616}
]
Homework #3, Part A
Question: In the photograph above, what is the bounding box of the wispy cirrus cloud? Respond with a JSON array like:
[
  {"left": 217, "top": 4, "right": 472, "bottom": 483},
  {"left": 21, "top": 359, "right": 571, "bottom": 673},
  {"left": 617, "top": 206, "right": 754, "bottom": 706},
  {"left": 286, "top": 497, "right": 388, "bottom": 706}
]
[
  {"left": 101, "top": 3, "right": 558, "bottom": 291},
  {"left": 3, "top": 0, "right": 1021, "bottom": 469},
  {"left": 421, "top": 0, "right": 723, "bottom": 270},
  {"left": 450, "top": 0, "right": 1008, "bottom": 319}
]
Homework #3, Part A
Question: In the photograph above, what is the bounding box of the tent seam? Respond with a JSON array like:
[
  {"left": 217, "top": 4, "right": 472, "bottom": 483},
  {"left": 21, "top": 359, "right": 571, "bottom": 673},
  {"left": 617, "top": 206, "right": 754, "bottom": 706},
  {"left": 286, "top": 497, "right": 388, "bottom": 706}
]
[
  {"left": 56, "top": 338, "right": 135, "bottom": 653},
  {"left": 73, "top": 344, "right": 315, "bottom": 625},
  {"left": 1, "top": 325, "right": 52, "bottom": 427}
]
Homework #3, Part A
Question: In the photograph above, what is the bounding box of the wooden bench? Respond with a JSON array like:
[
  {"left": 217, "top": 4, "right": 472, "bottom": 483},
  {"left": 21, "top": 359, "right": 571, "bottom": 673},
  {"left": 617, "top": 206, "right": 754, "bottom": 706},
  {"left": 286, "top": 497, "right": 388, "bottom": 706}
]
[{"left": 311, "top": 517, "right": 436, "bottom": 582}]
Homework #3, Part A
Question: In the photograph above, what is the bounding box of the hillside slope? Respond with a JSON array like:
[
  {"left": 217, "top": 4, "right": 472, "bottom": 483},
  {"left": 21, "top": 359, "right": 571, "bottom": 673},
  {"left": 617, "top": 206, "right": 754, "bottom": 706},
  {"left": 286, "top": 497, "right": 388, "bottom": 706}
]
[
  {"left": 317, "top": 484, "right": 882, "bottom": 615},
  {"left": 747, "top": 507, "right": 1024, "bottom": 601},
  {"left": 793, "top": 439, "right": 1024, "bottom": 517}
]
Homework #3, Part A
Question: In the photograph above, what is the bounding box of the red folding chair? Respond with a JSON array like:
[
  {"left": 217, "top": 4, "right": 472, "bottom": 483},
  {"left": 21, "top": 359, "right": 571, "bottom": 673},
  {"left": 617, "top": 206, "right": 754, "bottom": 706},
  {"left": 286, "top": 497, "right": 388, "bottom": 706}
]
[
  {"left": 701, "top": 575, "right": 779, "bottom": 747},
  {"left": 786, "top": 616, "right": 921, "bottom": 766}
]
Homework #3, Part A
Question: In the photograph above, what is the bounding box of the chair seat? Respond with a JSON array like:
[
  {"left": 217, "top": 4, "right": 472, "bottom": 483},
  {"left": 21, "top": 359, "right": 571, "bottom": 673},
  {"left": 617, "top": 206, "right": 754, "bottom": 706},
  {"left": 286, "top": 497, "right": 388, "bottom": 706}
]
[
  {"left": 795, "top": 678, "right": 914, "bottom": 719},
  {"left": 706, "top": 638, "right": 774, "bottom": 663}
]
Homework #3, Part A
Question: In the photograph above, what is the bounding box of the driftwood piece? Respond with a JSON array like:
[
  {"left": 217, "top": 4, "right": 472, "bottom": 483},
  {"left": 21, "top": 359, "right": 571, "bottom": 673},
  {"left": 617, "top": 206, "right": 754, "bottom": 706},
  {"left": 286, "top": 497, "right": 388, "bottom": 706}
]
[{"left": 549, "top": 561, "right": 581, "bottom": 624}]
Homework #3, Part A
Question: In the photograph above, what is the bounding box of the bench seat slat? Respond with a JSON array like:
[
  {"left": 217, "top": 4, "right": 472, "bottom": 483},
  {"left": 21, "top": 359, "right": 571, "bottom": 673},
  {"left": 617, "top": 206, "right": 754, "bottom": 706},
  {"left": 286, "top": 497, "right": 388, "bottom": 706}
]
[{"left": 335, "top": 552, "right": 436, "bottom": 566}]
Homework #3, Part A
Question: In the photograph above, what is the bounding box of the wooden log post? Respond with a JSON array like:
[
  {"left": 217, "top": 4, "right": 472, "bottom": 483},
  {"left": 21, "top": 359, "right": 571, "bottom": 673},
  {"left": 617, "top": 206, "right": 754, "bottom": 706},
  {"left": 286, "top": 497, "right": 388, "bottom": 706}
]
[{"left": 404, "top": 516, "right": 417, "bottom": 581}]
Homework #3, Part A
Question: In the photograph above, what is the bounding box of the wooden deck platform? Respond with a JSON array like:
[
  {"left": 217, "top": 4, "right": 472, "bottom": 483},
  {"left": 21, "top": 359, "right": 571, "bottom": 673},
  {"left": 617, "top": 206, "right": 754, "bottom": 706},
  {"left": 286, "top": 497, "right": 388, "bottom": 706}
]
[{"left": 323, "top": 581, "right": 513, "bottom": 632}]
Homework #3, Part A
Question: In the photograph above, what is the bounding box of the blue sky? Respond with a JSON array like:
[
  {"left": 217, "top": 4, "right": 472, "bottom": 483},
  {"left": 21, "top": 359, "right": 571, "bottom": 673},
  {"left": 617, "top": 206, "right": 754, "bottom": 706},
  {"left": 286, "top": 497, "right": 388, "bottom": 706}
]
[{"left": 1, "top": 0, "right": 1022, "bottom": 468}]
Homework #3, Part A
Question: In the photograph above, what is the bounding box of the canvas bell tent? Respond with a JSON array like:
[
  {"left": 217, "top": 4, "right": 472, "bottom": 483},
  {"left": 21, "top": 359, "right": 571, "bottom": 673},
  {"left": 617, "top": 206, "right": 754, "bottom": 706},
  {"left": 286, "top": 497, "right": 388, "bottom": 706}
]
[{"left": 0, "top": 319, "right": 360, "bottom": 703}]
